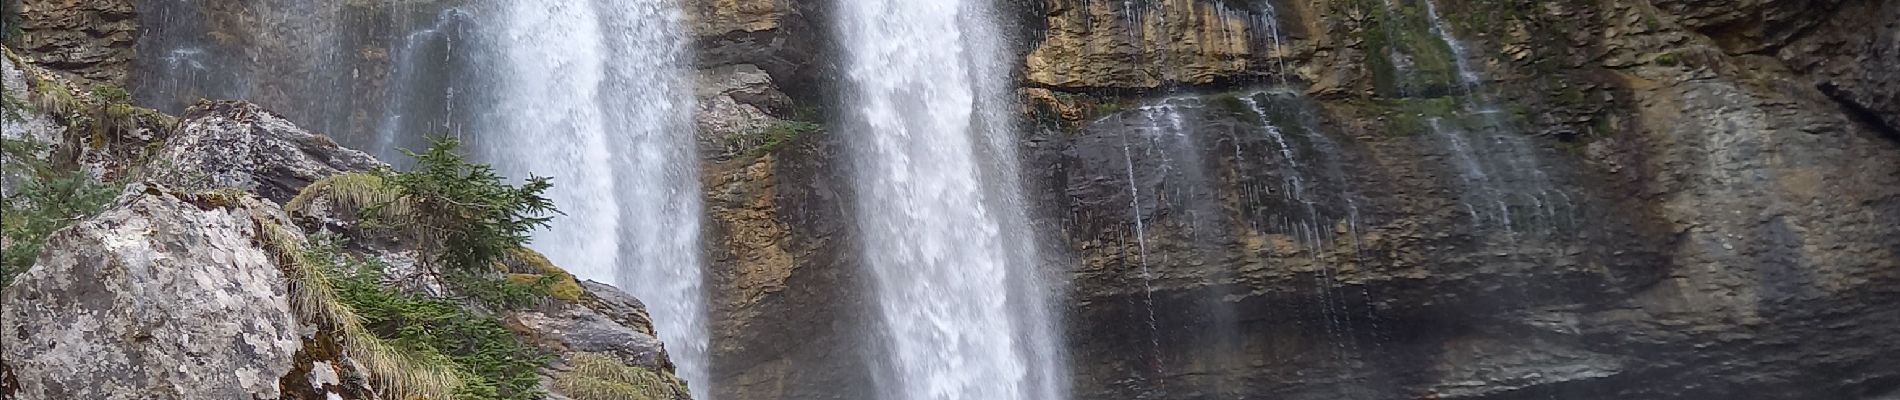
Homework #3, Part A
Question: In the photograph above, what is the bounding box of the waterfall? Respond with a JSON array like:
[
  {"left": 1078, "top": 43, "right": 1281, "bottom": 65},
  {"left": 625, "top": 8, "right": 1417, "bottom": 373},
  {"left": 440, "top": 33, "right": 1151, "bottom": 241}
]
[
  {"left": 835, "top": 0, "right": 1069, "bottom": 399},
  {"left": 1413, "top": 0, "right": 1570, "bottom": 239},
  {"left": 477, "top": 0, "right": 710, "bottom": 398},
  {"left": 134, "top": 0, "right": 454, "bottom": 150}
]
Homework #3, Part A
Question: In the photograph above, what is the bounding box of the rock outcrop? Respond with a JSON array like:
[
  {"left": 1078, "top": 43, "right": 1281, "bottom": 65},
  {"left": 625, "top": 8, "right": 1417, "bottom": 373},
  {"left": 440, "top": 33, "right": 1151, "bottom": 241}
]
[
  {"left": 147, "top": 100, "right": 382, "bottom": 203},
  {"left": 1, "top": 86, "right": 695, "bottom": 400},
  {"left": 0, "top": 187, "right": 314, "bottom": 400},
  {"left": 2, "top": 49, "right": 65, "bottom": 195}
]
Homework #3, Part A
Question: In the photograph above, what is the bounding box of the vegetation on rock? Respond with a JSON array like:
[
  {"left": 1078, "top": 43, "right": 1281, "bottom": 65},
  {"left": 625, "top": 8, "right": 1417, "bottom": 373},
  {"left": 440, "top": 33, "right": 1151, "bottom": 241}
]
[
  {"left": 380, "top": 136, "right": 558, "bottom": 274},
  {"left": 0, "top": 138, "right": 118, "bottom": 287},
  {"left": 741, "top": 120, "right": 820, "bottom": 157},
  {"left": 554, "top": 352, "right": 689, "bottom": 400},
  {"left": 291, "top": 136, "right": 559, "bottom": 275},
  {"left": 1355, "top": 0, "right": 1461, "bottom": 98},
  {"left": 325, "top": 245, "right": 549, "bottom": 400},
  {"left": 270, "top": 137, "right": 577, "bottom": 399}
]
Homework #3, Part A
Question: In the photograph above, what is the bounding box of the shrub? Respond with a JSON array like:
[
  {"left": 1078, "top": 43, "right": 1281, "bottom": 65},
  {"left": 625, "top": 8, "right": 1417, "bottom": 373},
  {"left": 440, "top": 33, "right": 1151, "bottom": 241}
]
[
  {"left": 369, "top": 136, "right": 558, "bottom": 274},
  {"left": 325, "top": 249, "right": 549, "bottom": 400},
  {"left": 1, "top": 138, "right": 118, "bottom": 287}
]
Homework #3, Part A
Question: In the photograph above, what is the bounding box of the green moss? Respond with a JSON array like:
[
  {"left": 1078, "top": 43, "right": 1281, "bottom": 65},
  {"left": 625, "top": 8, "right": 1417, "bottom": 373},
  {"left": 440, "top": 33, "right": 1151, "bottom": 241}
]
[
  {"left": 741, "top": 120, "right": 821, "bottom": 157},
  {"left": 189, "top": 188, "right": 252, "bottom": 210},
  {"left": 1357, "top": 0, "right": 1462, "bottom": 97},
  {"left": 500, "top": 248, "right": 581, "bottom": 302},
  {"left": 1207, "top": 93, "right": 1253, "bottom": 117},
  {"left": 1653, "top": 50, "right": 1683, "bottom": 67}
]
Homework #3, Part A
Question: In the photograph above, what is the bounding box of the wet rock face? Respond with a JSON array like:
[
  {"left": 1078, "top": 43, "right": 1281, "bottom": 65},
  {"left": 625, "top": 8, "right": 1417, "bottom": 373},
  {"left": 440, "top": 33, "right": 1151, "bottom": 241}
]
[
  {"left": 1776, "top": 0, "right": 1900, "bottom": 136},
  {"left": 687, "top": 0, "right": 822, "bottom": 96},
  {"left": 701, "top": 0, "right": 1900, "bottom": 399},
  {"left": 147, "top": 100, "right": 382, "bottom": 203},
  {"left": 0, "top": 188, "right": 306, "bottom": 400},
  {"left": 1019, "top": 90, "right": 1670, "bottom": 399},
  {"left": 696, "top": 64, "right": 794, "bottom": 160},
  {"left": 12, "top": 0, "right": 138, "bottom": 87}
]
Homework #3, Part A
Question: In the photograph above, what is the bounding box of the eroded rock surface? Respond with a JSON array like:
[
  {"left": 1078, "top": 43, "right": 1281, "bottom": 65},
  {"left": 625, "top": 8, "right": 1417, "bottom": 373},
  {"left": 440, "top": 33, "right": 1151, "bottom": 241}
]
[
  {"left": 0, "top": 187, "right": 307, "bottom": 400},
  {"left": 1026, "top": 0, "right": 1271, "bottom": 88},
  {"left": 12, "top": 0, "right": 138, "bottom": 87}
]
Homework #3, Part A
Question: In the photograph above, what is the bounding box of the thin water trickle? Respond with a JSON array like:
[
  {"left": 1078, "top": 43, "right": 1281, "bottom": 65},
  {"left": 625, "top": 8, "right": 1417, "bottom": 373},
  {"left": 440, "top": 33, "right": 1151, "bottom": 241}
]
[
  {"left": 1255, "top": 0, "right": 1294, "bottom": 85},
  {"left": 1119, "top": 129, "right": 1165, "bottom": 376},
  {"left": 1422, "top": 0, "right": 1481, "bottom": 87}
]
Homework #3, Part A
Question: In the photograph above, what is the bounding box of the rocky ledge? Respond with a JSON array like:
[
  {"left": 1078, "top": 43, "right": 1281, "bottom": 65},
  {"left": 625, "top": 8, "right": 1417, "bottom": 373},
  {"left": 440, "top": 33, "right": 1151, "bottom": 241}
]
[{"left": 0, "top": 55, "right": 694, "bottom": 400}]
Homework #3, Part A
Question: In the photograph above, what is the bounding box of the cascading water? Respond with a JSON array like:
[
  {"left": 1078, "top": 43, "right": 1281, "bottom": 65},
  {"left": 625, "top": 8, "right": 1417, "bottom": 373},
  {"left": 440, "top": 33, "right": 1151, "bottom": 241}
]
[
  {"left": 475, "top": 0, "right": 710, "bottom": 398},
  {"left": 1117, "top": 101, "right": 1204, "bottom": 379},
  {"left": 1413, "top": 0, "right": 1571, "bottom": 238},
  {"left": 835, "top": 0, "right": 1068, "bottom": 399}
]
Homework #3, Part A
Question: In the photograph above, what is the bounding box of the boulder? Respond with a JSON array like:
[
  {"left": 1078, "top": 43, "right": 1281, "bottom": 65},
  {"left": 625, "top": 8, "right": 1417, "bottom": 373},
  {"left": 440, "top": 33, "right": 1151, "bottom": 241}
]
[
  {"left": 146, "top": 100, "right": 382, "bottom": 203},
  {"left": 510, "top": 281, "right": 674, "bottom": 370},
  {"left": 0, "top": 186, "right": 309, "bottom": 400}
]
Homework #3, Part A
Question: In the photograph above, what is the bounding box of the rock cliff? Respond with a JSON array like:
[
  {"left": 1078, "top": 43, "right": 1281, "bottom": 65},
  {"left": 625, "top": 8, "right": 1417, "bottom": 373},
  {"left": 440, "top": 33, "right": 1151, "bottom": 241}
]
[{"left": 689, "top": 0, "right": 1900, "bottom": 399}]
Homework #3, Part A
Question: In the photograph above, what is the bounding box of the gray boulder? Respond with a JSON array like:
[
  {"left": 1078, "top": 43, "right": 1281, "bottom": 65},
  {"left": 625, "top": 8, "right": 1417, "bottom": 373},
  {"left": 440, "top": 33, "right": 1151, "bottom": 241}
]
[
  {"left": 0, "top": 186, "right": 308, "bottom": 400},
  {"left": 147, "top": 100, "right": 382, "bottom": 203}
]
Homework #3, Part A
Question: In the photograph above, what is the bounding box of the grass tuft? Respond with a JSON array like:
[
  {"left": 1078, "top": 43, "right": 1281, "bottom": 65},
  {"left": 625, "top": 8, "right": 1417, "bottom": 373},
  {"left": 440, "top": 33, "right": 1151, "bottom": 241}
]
[
  {"left": 250, "top": 214, "right": 465, "bottom": 400},
  {"left": 555, "top": 352, "right": 686, "bottom": 400}
]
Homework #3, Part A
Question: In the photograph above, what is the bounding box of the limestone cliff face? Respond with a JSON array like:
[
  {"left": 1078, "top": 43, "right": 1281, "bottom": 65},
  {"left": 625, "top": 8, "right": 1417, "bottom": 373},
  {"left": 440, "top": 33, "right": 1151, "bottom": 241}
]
[
  {"left": 1025, "top": 0, "right": 1270, "bottom": 88},
  {"left": 11, "top": 0, "right": 138, "bottom": 87}
]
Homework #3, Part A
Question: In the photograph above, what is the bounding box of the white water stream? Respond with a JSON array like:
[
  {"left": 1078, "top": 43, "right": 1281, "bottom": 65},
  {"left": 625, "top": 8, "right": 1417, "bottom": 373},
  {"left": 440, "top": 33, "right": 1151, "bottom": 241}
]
[
  {"left": 479, "top": 1, "right": 710, "bottom": 398},
  {"left": 835, "top": 1, "right": 1069, "bottom": 399}
]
